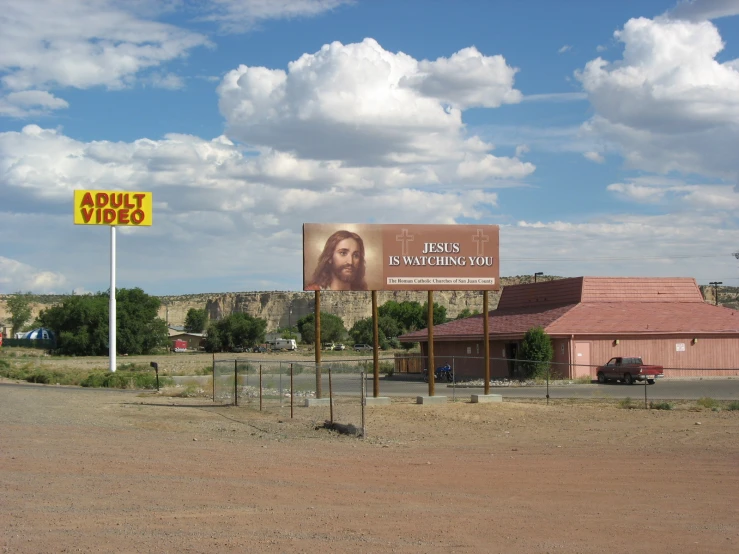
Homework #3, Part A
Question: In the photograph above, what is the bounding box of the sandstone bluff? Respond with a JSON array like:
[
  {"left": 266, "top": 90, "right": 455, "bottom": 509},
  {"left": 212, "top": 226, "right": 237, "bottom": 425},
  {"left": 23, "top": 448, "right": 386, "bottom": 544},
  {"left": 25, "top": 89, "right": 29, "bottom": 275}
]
[{"left": 2, "top": 277, "right": 728, "bottom": 333}]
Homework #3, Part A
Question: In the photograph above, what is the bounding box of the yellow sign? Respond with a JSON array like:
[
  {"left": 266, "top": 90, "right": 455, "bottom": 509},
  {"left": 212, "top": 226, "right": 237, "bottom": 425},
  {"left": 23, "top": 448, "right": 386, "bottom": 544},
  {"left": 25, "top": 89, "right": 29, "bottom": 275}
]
[{"left": 73, "top": 190, "right": 153, "bottom": 226}]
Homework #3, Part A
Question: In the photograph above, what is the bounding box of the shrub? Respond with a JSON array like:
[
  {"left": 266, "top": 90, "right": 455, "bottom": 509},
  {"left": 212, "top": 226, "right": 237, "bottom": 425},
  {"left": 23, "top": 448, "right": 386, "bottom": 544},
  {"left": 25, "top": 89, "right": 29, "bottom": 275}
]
[
  {"left": 727, "top": 401, "right": 739, "bottom": 411},
  {"left": 518, "top": 326, "right": 554, "bottom": 379},
  {"left": 81, "top": 371, "right": 173, "bottom": 389},
  {"left": 696, "top": 397, "right": 720, "bottom": 410},
  {"left": 649, "top": 401, "right": 673, "bottom": 410},
  {"left": 176, "top": 383, "right": 202, "bottom": 397},
  {"left": 619, "top": 397, "right": 634, "bottom": 409}
]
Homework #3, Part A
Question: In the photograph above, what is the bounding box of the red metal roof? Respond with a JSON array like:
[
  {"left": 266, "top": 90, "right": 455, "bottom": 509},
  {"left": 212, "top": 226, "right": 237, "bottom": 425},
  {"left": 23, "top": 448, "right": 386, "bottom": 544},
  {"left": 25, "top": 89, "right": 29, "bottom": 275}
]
[
  {"left": 398, "top": 277, "right": 739, "bottom": 341},
  {"left": 400, "top": 303, "right": 578, "bottom": 341},
  {"left": 548, "top": 302, "right": 739, "bottom": 335}
]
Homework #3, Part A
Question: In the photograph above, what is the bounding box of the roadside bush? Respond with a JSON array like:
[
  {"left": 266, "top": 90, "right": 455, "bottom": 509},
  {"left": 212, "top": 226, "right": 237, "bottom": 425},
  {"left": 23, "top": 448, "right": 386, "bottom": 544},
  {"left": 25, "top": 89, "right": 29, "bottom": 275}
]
[
  {"left": 518, "top": 326, "right": 554, "bottom": 379},
  {"left": 696, "top": 397, "right": 720, "bottom": 410},
  {"left": 175, "top": 383, "right": 202, "bottom": 397},
  {"left": 649, "top": 401, "right": 673, "bottom": 410},
  {"left": 619, "top": 397, "right": 635, "bottom": 409},
  {"left": 81, "top": 371, "right": 173, "bottom": 389},
  {"left": 727, "top": 401, "right": 739, "bottom": 411}
]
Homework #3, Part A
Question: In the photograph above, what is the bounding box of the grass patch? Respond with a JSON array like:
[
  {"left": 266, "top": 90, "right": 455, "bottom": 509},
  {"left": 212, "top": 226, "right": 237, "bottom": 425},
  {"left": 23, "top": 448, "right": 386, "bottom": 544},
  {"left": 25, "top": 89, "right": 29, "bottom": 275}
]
[
  {"left": 649, "top": 401, "right": 673, "bottom": 410},
  {"left": 696, "top": 397, "right": 720, "bottom": 410},
  {"left": 81, "top": 371, "right": 173, "bottom": 389},
  {"left": 619, "top": 397, "right": 636, "bottom": 409},
  {"left": 0, "top": 359, "right": 172, "bottom": 389},
  {"left": 170, "top": 383, "right": 204, "bottom": 397}
]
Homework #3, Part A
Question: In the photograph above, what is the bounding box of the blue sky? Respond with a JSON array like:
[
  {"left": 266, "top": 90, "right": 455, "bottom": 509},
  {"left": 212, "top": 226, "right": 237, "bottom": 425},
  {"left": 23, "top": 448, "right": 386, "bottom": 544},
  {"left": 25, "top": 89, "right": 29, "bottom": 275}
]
[{"left": 1, "top": 0, "right": 739, "bottom": 295}]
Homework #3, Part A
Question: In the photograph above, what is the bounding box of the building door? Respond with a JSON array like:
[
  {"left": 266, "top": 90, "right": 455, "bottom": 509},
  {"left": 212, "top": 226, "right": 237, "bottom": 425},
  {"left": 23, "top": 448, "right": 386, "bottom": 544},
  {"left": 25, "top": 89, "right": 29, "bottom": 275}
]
[{"left": 573, "top": 342, "right": 591, "bottom": 378}]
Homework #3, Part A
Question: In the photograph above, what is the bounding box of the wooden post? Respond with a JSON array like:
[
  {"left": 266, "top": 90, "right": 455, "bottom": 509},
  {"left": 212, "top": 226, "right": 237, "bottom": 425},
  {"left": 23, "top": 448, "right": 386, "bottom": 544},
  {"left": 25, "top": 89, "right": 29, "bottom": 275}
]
[
  {"left": 428, "top": 290, "right": 435, "bottom": 397},
  {"left": 314, "top": 290, "right": 322, "bottom": 399},
  {"left": 259, "top": 364, "right": 263, "bottom": 412},
  {"left": 372, "top": 290, "right": 379, "bottom": 398},
  {"left": 484, "top": 290, "right": 490, "bottom": 395}
]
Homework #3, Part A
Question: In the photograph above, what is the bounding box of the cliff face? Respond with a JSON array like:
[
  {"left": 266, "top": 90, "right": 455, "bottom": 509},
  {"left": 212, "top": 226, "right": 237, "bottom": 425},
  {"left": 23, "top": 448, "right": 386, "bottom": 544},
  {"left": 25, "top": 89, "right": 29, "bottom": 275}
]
[
  {"left": 3, "top": 278, "right": 734, "bottom": 334},
  {"left": 157, "top": 289, "right": 498, "bottom": 331},
  {"left": 0, "top": 290, "right": 498, "bottom": 333}
]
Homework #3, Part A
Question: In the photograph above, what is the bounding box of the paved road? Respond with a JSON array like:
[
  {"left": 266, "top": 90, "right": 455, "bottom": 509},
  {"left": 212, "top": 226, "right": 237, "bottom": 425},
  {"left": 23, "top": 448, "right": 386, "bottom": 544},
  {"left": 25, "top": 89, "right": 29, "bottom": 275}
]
[
  {"left": 6, "top": 375, "right": 737, "bottom": 401},
  {"left": 320, "top": 375, "right": 739, "bottom": 400}
]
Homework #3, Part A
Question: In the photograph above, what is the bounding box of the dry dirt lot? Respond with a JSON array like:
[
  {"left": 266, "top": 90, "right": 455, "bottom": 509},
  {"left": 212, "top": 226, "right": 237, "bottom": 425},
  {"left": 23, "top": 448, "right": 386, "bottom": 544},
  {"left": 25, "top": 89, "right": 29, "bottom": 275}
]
[{"left": 1, "top": 380, "right": 738, "bottom": 554}]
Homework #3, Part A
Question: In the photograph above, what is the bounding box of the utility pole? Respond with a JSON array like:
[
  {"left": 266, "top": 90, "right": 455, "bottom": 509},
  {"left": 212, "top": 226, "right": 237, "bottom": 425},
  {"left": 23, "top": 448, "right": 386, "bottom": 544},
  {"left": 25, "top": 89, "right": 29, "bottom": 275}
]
[
  {"left": 534, "top": 272, "right": 543, "bottom": 283},
  {"left": 709, "top": 281, "right": 722, "bottom": 306}
]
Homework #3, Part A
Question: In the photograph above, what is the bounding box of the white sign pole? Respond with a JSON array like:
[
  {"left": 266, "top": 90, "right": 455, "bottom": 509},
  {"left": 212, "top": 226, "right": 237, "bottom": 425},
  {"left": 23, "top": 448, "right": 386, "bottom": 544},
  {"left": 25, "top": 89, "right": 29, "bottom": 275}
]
[{"left": 110, "top": 225, "right": 116, "bottom": 373}]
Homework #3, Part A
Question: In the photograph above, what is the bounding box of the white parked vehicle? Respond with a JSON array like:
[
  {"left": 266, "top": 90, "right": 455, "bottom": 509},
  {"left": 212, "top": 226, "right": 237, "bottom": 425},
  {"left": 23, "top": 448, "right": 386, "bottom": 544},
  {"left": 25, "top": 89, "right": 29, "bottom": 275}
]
[{"left": 271, "top": 338, "right": 297, "bottom": 351}]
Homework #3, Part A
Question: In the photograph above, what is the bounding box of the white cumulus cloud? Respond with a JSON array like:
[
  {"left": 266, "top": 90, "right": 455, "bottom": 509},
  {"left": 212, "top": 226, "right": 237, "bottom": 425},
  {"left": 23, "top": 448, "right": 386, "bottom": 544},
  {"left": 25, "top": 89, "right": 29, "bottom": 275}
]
[
  {"left": 200, "top": 0, "right": 354, "bottom": 33},
  {"left": 0, "top": 0, "right": 209, "bottom": 92},
  {"left": 583, "top": 151, "right": 605, "bottom": 163},
  {"left": 666, "top": 0, "right": 739, "bottom": 21},
  {"left": 218, "top": 38, "right": 532, "bottom": 180},
  {"left": 0, "top": 256, "right": 68, "bottom": 294},
  {"left": 576, "top": 16, "right": 739, "bottom": 177}
]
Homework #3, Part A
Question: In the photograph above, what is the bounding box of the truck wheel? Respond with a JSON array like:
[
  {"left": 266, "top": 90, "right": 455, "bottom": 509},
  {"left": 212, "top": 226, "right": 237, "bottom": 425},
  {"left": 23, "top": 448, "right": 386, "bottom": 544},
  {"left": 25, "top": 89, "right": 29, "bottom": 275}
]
[
  {"left": 647, "top": 379, "right": 655, "bottom": 385},
  {"left": 597, "top": 372, "right": 606, "bottom": 384},
  {"left": 624, "top": 373, "right": 633, "bottom": 385}
]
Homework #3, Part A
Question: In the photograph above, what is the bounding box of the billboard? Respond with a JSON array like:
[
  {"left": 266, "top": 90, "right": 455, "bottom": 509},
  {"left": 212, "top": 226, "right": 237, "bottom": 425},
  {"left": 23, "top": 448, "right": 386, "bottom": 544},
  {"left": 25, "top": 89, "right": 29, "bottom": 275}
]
[
  {"left": 73, "top": 190, "right": 153, "bottom": 226},
  {"left": 303, "top": 223, "right": 499, "bottom": 291}
]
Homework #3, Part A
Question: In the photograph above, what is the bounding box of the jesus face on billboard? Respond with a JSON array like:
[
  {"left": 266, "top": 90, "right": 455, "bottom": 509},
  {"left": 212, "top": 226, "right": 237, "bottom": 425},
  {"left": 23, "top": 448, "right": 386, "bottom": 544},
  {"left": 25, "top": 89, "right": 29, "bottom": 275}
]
[{"left": 306, "top": 230, "right": 368, "bottom": 291}]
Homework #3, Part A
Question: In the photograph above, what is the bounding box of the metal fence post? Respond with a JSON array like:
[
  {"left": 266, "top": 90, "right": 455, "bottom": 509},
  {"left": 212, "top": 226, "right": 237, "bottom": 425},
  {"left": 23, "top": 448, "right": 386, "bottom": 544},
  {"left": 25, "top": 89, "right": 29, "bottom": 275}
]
[
  {"left": 452, "top": 356, "right": 456, "bottom": 402},
  {"left": 644, "top": 379, "right": 648, "bottom": 409},
  {"left": 234, "top": 360, "right": 238, "bottom": 407},
  {"left": 212, "top": 353, "right": 215, "bottom": 402},
  {"left": 259, "top": 364, "right": 263, "bottom": 412},
  {"left": 328, "top": 366, "right": 334, "bottom": 424},
  {"left": 361, "top": 370, "right": 366, "bottom": 439},
  {"left": 279, "top": 361, "right": 283, "bottom": 408},
  {"left": 290, "top": 363, "right": 294, "bottom": 419}
]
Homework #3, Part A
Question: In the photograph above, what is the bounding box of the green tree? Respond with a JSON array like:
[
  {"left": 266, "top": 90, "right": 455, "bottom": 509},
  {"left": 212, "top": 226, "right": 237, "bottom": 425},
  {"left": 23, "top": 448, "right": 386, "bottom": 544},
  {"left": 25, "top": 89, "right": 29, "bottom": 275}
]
[
  {"left": 38, "top": 288, "right": 168, "bottom": 356},
  {"left": 455, "top": 308, "right": 480, "bottom": 320},
  {"left": 203, "top": 312, "right": 267, "bottom": 352},
  {"left": 7, "top": 292, "right": 33, "bottom": 335},
  {"left": 39, "top": 294, "right": 109, "bottom": 355},
  {"left": 518, "top": 326, "right": 554, "bottom": 379},
  {"left": 378, "top": 300, "right": 425, "bottom": 332},
  {"left": 184, "top": 308, "right": 208, "bottom": 333},
  {"left": 296, "top": 312, "right": 346, "bottom": 345},
  {"left": 116, "top": 288, "right": 169, "bottom": 355},
  {"left": 422, "top": 301, "right": 447, "bottom": 326}
]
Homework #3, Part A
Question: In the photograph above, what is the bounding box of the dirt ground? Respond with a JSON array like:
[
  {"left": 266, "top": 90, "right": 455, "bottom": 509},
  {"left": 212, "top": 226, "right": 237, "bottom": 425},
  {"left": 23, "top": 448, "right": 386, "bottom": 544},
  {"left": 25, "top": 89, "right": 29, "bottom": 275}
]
[{"left": 1, "top": 380, "right": 738, "bottom": 554}]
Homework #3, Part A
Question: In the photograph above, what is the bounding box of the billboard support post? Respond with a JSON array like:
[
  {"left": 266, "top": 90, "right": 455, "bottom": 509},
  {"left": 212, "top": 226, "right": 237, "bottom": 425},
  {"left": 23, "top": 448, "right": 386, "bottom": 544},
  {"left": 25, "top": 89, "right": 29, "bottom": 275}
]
[
  {"left": 109, "top": 226, "right": 116, "bottom": 373},
  {"left": 314, "top": 291, "right": 322, "bottom": 399},
  {"left": 428, "top": 290, "right": 435, "bottom": 397},
  {"left": 74, "top": 190, "right": 153, "bottom": 374},
  {"left": 372, "top": 290, "right": 379, "bottom": 397},
  {"left": 483, "top": 290, "right": 490, "bottom": 395}
]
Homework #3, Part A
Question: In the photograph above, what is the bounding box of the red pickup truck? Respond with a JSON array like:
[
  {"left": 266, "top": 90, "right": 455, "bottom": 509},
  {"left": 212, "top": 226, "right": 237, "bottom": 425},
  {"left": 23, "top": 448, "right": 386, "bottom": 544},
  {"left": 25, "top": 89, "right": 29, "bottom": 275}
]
[{"left": 596, "top": 357, "right": 664, "bottom": 385}]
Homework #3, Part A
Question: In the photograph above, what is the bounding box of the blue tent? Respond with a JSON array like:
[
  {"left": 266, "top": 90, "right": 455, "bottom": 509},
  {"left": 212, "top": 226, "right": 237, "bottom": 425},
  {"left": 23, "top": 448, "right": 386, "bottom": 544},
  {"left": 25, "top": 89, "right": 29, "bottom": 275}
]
[{"left": 23, "top": 328, "right": 55, "bottom": 341}]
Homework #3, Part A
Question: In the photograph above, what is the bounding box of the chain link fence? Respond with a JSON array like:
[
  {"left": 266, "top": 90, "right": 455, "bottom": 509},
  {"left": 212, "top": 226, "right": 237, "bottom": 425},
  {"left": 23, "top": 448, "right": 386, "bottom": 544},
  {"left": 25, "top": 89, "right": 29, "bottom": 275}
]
[{"left": 213, "top": 358, "right": 398, "bottom": 436}]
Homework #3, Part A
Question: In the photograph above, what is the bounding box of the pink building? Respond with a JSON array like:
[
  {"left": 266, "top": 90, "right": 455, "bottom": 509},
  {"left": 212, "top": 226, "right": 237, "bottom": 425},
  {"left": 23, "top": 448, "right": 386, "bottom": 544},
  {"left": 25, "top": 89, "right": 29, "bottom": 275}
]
[{"left": 399, "top": 277, "right": 739, "bottom": 379}]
